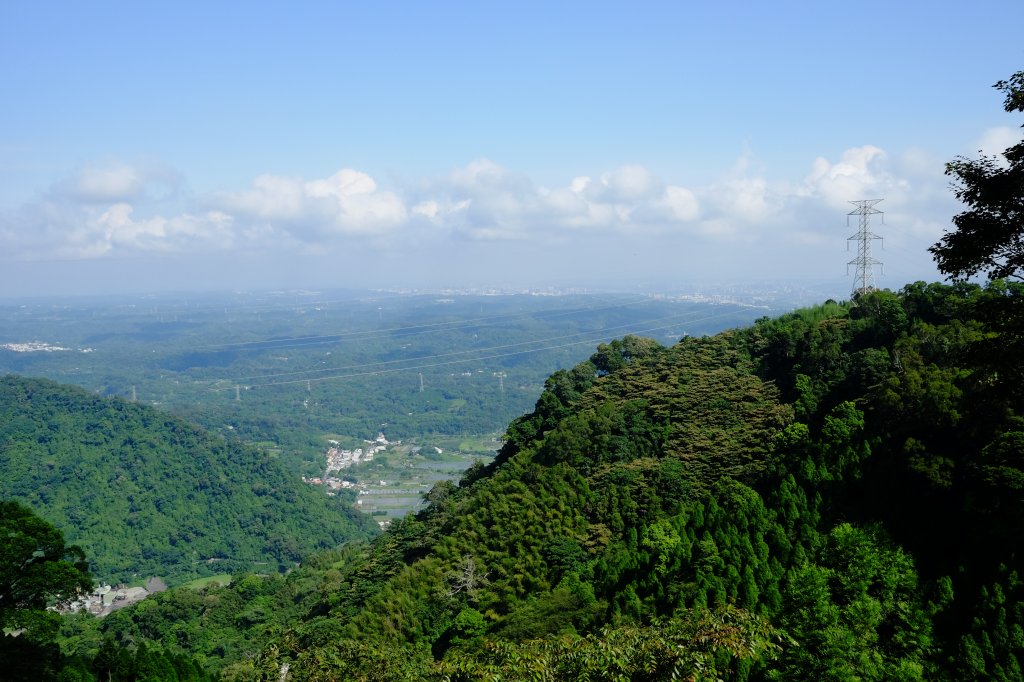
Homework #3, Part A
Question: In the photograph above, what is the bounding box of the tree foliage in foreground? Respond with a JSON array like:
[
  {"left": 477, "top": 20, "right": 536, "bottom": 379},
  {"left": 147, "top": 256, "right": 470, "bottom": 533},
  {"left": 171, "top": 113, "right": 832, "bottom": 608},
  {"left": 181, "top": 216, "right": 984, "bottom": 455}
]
[
  {"left": 435, "top": 606, "right": 783, "bottom": 682},
  {"left": 0, "top": 500, "right": 93, "bottom": 680},
  {"left": 930, "top": 70, "right": 1024, "bottom": 282},
  {"left": 0, "top": 500, "right": 93, "bottom": 625},
  {"left": 0, "top": 501, "right": 216, "bottom": 680}
]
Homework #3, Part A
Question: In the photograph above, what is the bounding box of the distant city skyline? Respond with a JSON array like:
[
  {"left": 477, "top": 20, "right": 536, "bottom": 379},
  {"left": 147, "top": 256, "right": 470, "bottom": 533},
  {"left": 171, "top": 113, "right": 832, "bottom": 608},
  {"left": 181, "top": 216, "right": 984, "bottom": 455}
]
[{"left": 2, "top": 1, "right": 1022, "bottom": 299}]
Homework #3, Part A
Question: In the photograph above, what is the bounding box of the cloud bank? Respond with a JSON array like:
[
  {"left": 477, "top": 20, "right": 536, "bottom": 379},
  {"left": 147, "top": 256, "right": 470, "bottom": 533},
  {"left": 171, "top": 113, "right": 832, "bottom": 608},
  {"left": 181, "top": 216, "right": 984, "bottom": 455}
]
[{"left": 0, "top": 142, "right": 981, "bottom": 293}]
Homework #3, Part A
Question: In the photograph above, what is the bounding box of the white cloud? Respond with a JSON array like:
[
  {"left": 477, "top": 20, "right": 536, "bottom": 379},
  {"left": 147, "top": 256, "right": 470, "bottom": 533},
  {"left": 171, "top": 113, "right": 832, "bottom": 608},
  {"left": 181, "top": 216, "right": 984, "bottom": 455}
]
[
  {"left": 660, "top": 186, "right": 700, "bottom": 222},
  {"left": 587, "top": 165, "right": 661, "bottom": 203},
  {"left": 412, "top": 200, "right": 441, "bottom": 220},
  {"left": 700, "top": 175, "right": 776, "bottom": 227},
  {"left": 217, "top": 169, "right": 407, "bottom": 239},
  {"left": 0, "top": 149, "right": 956, "bottom": 290},
  {"left": 802, "top": 145, "right": 897, "bottom": 208},
  {"left": 224, "top": 174, "right": 307, "bottom": 222},
  {"left": 975, "top": 126, "right": 1023, "bottom": 163},
  {"left": 415, "top": 159, "right": 702, "bottom": 239},
  {"left": 449, "top": 158, "right": 518, "bottom": 190},
  {"left": 92, "top": 203, "right": 234, "bottom": 252},
  {"left": 55, "top": 160, "right": 181, "bottom": 204},
  {"left": 0, "top": 198, "right": 234, "bottom": 260},
  {"left": 306, "top": 169, "right": 378, "bottom": 198}
]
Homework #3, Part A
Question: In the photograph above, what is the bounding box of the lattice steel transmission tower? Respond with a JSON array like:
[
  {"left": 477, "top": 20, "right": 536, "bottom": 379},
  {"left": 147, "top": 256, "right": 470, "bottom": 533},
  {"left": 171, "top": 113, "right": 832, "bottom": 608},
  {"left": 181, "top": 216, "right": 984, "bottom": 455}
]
[{"left": 846, "top": 199, "right": 884, "bottom": 296}]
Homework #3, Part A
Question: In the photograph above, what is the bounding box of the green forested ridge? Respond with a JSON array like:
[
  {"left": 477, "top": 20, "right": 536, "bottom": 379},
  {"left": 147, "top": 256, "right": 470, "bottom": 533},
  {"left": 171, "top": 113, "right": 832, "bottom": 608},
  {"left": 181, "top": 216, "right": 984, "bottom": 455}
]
[
  {"left": 0, "top": 375, "right": 377, "bottom": 584},
  {"left": 57, "top": 276, "right": 1024, "bottom": 680}
]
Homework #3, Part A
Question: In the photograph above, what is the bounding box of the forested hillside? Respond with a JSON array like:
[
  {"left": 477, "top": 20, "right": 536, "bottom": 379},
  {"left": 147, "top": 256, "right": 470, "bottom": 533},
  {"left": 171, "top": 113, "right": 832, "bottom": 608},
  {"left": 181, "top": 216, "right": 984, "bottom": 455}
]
[
  {"left": 0, "top": 376, "right": 377, "bottom": 584},
  {"left": 61, "top": 280, "right": 1024, "bottom": 680}
]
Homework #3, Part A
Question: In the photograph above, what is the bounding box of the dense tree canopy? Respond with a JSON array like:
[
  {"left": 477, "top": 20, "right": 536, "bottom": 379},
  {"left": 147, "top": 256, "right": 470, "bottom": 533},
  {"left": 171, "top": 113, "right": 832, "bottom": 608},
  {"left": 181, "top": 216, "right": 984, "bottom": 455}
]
[
  {"left": 0, "top": 501, "right": 93, "bottom": 680},
  {"left": 61, "top": 275, "right": 1024, "bottom": 680},
  {"left": 0, "top": 375, "right": 378, "bottom": 584},
  {"left": 930, "top": 70, "right": 1024, "bottom": 281},
  {"left": 0, "top": 500, "right": 92, "bottom": 626}
]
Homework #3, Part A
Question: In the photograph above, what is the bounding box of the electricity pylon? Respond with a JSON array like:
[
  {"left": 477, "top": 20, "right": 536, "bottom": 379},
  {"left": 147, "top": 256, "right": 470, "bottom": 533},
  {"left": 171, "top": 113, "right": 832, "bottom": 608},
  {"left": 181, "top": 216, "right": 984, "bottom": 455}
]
[{"left": 847, "top": 199, "right": 884, "bottom": 296}]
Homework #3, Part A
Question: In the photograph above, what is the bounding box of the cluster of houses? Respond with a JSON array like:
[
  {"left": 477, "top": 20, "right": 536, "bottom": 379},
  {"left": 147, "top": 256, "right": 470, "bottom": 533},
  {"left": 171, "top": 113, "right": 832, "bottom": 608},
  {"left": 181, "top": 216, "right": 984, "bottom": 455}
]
[
  {"left": 302, "top": 433, "right": 398, "bottom": 493},
  {"left": 64, "top": 577, "right": 167, "bottom": 617},
  {"left": 0, "top": 341, "right": 94, "bottom": 353}
]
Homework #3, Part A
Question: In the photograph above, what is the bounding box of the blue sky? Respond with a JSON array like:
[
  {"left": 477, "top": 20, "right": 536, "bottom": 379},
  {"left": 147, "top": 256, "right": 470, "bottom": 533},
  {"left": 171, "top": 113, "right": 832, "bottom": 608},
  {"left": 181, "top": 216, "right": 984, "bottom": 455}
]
[{"left": 2, "top": 0, "right": 1022, "bottom": 298}]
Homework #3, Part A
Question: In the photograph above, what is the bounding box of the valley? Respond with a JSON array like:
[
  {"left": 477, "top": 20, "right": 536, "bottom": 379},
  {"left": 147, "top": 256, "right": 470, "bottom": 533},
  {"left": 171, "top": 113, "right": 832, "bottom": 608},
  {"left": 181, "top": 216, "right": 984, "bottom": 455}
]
[
  {"left": 18, "top": 278, "right": 1024, "bottom": 681},
  {"left": 0, "top": 287, "right": 786, "bottom": 536},
  {"left": 6, "top": 279, "right": 1024, "bottom": 680},
  {"left": 303, "top": 432, "right": 501, "bottom": 524}
]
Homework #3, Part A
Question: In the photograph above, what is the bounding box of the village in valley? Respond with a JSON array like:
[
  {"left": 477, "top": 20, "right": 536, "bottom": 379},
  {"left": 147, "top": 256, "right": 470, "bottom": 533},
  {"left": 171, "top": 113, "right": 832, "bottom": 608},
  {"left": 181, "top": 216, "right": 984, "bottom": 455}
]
[
  {"left": 302, "top": 431, "right": 499, "bottom": 527},
  {"left": 301, "top": 432, "right": 395, "bottom": 493}
]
